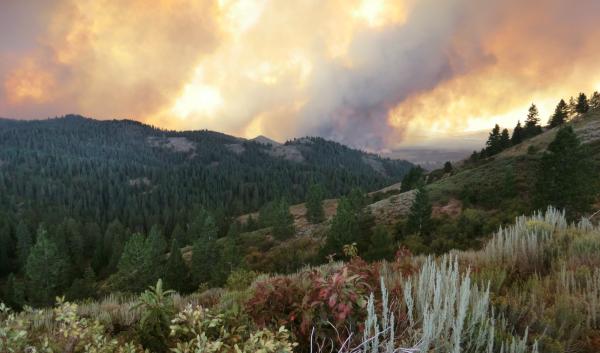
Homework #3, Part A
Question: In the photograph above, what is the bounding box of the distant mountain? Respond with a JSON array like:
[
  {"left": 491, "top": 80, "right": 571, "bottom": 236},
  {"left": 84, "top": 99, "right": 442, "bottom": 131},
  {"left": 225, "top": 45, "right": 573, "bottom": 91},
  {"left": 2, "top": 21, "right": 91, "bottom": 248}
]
[
  {"left": 383, "top": 148, "right": 472, "bottom": 170},
  {"left": 251, "top": 135, "right": 281, "bottom": 146},
  {"left": 0, "top": 115, "right": 412, "bottom": 231}
]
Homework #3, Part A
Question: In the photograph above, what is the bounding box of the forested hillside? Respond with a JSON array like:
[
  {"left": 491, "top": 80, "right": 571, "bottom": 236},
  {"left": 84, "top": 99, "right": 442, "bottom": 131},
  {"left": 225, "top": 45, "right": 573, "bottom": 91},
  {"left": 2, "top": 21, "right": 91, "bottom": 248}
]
[
  {"left": 0, "top": 115, "right": 410, "bottom": 230},
  {"left": 0, "top": 115, "right": 411, "bottom": 306}
]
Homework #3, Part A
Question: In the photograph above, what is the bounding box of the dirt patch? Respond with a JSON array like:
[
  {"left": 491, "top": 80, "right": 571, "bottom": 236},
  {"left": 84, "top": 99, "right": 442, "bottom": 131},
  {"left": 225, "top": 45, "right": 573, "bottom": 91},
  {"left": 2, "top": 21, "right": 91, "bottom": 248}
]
[
  {"left": 128, "top": 177, "right": 151, "bottom": 187},
  {"left": 432, "top": 198, "right": 462, "bottom": 218},
  {"left": 367, "top": 190, "right": 417, "bottom": 225},
  {"left": 237, "top": 198, "right": 338, "bottom": 238},
  {"left": 147, "top": 136, "right": 196, "bottom": 153},
  {"left": 267, "top": 145, "right": 305, "bottom": 162},
  {"left": 368, "top": 182, "right": 402, "bottom": 196},
  {"left": 226, "top": 143, "right": 245, "bottom": 155}
]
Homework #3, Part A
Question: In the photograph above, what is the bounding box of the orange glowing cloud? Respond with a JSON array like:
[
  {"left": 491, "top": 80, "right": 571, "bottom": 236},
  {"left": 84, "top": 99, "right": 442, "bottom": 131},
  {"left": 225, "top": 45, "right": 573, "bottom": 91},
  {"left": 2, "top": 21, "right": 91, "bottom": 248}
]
[
  {"left": 1, "top": 0, "right": 600, "bottom": 149},
  {"left": 5, "top": 59, "right": 56, "bottom": 104}
]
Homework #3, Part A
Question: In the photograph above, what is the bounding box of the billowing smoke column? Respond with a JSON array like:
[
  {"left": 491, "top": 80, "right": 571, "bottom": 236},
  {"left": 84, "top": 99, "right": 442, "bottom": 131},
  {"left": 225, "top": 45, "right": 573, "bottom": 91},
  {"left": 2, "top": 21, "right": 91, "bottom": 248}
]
[
  {"left": 2, "top": 0, "right": 600, "bottom": 150},
  {"left": 301, "top": 0, "right": 471, "bottom": 149}
]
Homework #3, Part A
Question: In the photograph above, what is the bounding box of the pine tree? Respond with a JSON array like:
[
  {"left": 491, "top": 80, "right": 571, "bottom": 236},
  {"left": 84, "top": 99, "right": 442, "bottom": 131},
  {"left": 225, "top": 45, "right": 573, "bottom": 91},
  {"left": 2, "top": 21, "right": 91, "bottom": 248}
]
[
  {"left": 400, "top": 167, "right": 424, "bottom": 192},
  {"left": 321, "top": 197, "right": 361, "bottom": 259},
  {"left": 114, "top": 232, "right": 148, "bottom": 292},
  {"left": 0, "top": 220, "right": 12, "bottom": 276},
  {"left": 405, "top": 184, "right": 432, "bottom": 236},
  {"left": 575, "top": 92, "right": 590, "bottom": 114},
  {"left": 25, "top": 226, "right": 69, "bottom": 306},
  {"left": 524, "top": 104, "right": 542, "bottom": 138},
  {"left": 272, "top": 198, "right": 295, "bottom": 240},
  {"left": 15, "top": 221, "right": 32, "bottom": 267},
  {"left": 144, "top": 225, "right": 167, "bottom": 285},
  {"left": 511, "top": 121, "right": 524, "bottom": 145},
  {"left": 347, "top": 188, "right": 367, "bottom": 211},
  {"left": 163, "top": 238, "right": 191, "bottom": 293},
  {"left": 500, "top": 128, "right": 511, "bottom": 150},
  {"left": 244, "top": 214, "right": 259, "bottom": 232},
  {"left": 590, "top": 91, "right": 600, "bottom": 110},
  {"left": 171, "top": 224, "right": 187, "bottom": 246},
  {"left": 548, "top": 99, "right": 568, "bottom": 128},
  {"left": 568, "top": 96, "right": 577, "bottom": 118},
  {"left": 364, "top": 225, "right": 395, "bottom": 261},
  {"left": 191, "top": 213, "right": 219, "bottom": 287},
  {"left": 485, "top": 124, "right": 502, "bottom": 155},
  {"left": 215, "top": 224, "right": 242, "bottom": 285},
  {"left": 188, "top": 209, "right": 217, "bottom": 242},
  {"left": 67, "top": 266, "right": 96, "bottom": 300},
  {"left": 443, "top": 161, "right": 453, "bottom": 174},
  {"left": 83, "top": 222, "right": 101, "bottom": 260},
  {"left": 2, "top": 273, "right": 24, "bottom": 309},
  {"left": 258, "top": 201, "right": 277, "bottom": 228},
  {"left": 535, "top": 126, "right": 598, "bottom": 218},
  {"left": 306, "top": 183, "right": 325, "bottom": 224},
  {"left": 104, "top": 220, "right": 128, "bottom": 274},
  {"left": 469, "top": 150, "right": 480, "bottom": 162}
]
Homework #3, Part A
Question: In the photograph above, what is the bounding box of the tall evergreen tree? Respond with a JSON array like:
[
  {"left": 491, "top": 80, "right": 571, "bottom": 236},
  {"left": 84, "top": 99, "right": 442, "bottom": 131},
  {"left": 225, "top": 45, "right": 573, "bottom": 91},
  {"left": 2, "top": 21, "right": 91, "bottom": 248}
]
[
  {"left": 188, "top": 209, "right": 217, "bottom": 243},
  {"left": 104, "top": 220, "right": 128, "bottom": 274},
  {"left": 83, "top": 222, "right": 102, "bottom": 259},
  {"left": 15, "top": 221, "right": 32, "bottom": 268},
  {"left": 164, "top": 238, "right": 191, "bottom": 293},
  {"left": 321, "top": 197, "right": 361, "bottom": 259},
  {"left": 524, "top": 104, "right": 543, "bottom": 138},
  {"left": 215, "top": 224, "right": 242, "bottom": 285},
  {"left": 511, "top": 121, "right": 524, "bottom": 145},
  {"left": 400, "top": 167, "right": 424, "bottom": 192},
  {"left": 272, "top": 198, "right": 295, "bottom": 240},
  {"left": 485, "top": 124, "right": 502, "bottom": 156},
  {"left": 258, "top": 201, "right": 277, "bottom": 228},
  {"left": 535, "top": 126, "right": 598, "bottom": 218},
  {"left": 405, "top": 184, "right": 432, "bottom": 236},
  {"left": 443, "top": 161, "right": 453, "bottom": 174},
  {"left": 575, "top": 92, "right": 590, "bottom": 114},
  {"left": 364, "top": 225, "right": 395, "bottom": 261},
  {"left": 191, "top": 213, "right": 219, "bottom": 287},
  {"left": 306, "top": 183, "right": 325, "bottom": 224},
  {"left": 2, "top": 273, "right": 24, "bottom": 309},
  {"left": 67, "top": 266, "right": 96, "bottom": 300},
  {"left": 567, "top": 96, "right": 577, "bottom": 118},
  {"left": 144, "top": 225, "right": 167, "bottom": 285},
  {"left": 500, "top": 128, "right": 511, "bottom": 150},
  {"left": 590, "top": 91, "right": 600, "bottom": 110},
  {"left": 548, "top": 99, "right": 568, "bottom": 128},
  {"left": 25, "top": 226, "right": 69, "bottom": 306},
  {"left": 171, "top": 224, "right": 187, "bottom": 246},
  {"left": 0, "top": 220, "right": 12, "bottom": 276},
  {"left": 113, "top": 232, "right": 148, "bottom": 292}
]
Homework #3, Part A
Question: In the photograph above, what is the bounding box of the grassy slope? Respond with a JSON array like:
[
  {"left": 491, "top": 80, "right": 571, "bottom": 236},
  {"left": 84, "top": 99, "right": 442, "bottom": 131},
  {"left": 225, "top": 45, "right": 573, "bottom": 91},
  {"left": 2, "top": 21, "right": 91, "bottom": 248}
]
[{"left": 428, "top": 109, "right": 600, "bottom": 211}]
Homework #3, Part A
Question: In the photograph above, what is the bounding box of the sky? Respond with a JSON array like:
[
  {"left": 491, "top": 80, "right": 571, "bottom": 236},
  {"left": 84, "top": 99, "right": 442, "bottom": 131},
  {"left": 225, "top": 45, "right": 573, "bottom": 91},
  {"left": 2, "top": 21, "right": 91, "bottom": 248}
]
[{"left": 2, "top": 0, "right": 600, "bottom": 150}]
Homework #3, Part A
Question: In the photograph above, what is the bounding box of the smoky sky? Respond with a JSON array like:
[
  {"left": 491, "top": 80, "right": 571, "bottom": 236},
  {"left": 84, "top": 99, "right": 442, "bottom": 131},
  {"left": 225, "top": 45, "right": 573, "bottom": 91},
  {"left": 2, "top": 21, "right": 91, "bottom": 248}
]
[{"left": 2, "top": 0, "right": 600, "bottom": 149}]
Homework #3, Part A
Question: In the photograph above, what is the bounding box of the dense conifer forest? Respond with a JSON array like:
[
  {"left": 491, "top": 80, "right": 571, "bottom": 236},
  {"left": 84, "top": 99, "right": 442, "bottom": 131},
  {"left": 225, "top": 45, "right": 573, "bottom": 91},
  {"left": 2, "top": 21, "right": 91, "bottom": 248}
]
[{"left": 0, "top": 115, "right": 411, "bottom": 305}]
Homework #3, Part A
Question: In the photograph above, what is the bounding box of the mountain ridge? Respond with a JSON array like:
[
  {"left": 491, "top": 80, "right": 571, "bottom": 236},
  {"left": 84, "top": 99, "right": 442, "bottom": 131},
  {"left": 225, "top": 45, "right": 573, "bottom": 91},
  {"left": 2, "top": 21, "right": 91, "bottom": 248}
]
[{"left": 0, "top": 114, "right": 413, "bottom": 232}]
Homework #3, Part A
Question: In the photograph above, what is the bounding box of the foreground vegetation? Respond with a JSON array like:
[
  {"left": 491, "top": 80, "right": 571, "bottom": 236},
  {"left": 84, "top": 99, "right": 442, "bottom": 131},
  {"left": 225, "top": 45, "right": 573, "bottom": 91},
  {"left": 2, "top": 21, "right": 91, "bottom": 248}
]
[{"left": 3, "top": 207, "right": 600, "bottom": 352}]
